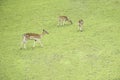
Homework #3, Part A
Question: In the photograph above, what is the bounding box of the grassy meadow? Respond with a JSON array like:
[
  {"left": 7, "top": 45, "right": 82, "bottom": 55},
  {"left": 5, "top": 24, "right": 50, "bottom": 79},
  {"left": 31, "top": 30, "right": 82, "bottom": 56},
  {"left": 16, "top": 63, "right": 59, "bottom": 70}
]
[{"left": 0, "top": 0, "right": 120, "bottom": 80}]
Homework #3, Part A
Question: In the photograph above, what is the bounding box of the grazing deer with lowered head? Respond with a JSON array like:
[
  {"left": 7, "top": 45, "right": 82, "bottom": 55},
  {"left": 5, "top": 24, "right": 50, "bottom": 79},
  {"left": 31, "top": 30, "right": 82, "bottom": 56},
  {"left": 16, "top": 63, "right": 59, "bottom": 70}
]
[
  {"left": 20, "top": 29, "right": 49, "bottom": 49},
  {"left": 78, "top": 19, "right": 84, "bottom": 32},
  {"left": 58, "top": 16, "right": 72, "bottom": 26}
]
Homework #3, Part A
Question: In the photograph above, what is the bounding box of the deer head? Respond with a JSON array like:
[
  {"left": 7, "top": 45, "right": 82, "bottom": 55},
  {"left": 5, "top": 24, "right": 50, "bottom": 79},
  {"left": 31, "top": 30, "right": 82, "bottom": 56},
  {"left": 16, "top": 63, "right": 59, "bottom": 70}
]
[
  {"left": 68, "top": 20, "right": 73, "bottom": 24},
  {"left": 43, "top": 29, "right": 49, "bottom": 34}
]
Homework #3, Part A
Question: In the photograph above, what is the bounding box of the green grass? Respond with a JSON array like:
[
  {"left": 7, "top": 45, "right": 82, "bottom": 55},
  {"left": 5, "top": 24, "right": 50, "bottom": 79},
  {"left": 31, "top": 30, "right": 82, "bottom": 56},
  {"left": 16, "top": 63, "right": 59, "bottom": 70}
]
[{"left": 0, "top": 0, "right": 120, "bottom": 80}]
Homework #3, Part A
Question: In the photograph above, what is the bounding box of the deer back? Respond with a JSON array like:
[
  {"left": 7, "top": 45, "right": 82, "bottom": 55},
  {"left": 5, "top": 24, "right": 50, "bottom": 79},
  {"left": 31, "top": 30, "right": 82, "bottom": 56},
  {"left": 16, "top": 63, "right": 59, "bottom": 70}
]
[
  {"left": 24, "top": 33, "right": 41, "bottom": 40},
  {"left": 59, "top": 16, "right": 69, "bottom": 21}
]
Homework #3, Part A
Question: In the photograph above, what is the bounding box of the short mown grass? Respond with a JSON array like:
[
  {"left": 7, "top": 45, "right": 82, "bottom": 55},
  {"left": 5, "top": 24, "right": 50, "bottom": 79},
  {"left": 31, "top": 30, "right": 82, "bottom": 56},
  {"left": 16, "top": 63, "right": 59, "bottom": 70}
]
[{"left": 0, "top": 0, "right": 120, "bottom": 80}]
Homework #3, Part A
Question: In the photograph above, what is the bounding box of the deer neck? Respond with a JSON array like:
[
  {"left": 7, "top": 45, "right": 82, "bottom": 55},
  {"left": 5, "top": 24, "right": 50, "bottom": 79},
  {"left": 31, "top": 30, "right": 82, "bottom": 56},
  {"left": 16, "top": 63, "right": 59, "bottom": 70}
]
[{"left": 40, "top": 32, "right": 45, "bottom": 38}]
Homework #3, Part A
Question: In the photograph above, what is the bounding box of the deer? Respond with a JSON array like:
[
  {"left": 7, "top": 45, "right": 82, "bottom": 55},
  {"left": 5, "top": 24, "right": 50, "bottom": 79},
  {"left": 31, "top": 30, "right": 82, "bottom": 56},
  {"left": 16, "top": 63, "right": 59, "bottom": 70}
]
[
  {"left": 58, "top": 16, "right": 72, "bottom": 26},
  {"left": 20, "top": 29, "right": 49, "bottom": 49},
  {"left": 78, "top": 19, "right": 84, "bottom": 32}
]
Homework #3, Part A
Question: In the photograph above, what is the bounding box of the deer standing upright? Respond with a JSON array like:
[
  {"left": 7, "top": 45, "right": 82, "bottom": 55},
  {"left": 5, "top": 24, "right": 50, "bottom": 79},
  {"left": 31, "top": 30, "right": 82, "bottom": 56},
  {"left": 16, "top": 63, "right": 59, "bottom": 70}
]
[
  {"left": 20, "top": 29, "right": 49, "bottom": 49},
  {"left": 58, "top": 16, "right": 72, "bottom": 26},
  {"left": 78, "top": 19, "right": 84, "bottom": 32}
]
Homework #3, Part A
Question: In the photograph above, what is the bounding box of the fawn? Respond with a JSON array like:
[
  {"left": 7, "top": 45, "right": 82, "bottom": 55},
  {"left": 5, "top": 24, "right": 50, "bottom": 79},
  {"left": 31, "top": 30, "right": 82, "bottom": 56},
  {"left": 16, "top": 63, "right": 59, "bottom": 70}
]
[
  {"left": 78, "top": 19, "right": 84, "bottom": 32},
  {"left": 58, "top": 16, "right": 72, "bottom": 26}
]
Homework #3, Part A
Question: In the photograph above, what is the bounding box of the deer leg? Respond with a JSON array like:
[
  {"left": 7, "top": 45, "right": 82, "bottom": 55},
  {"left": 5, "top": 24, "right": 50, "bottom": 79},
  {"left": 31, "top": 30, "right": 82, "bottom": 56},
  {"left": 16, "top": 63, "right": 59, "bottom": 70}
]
[
  {"left": 79, "top": 26, "right": 83, "bottom": 32},
  {"left": 78, "top": 25, "right": 80, "bottom": 30},
  {"left": 61, "top": 21, "right": 63, "bottom": 25},
  {"left": 23, "top": 39, "right": 27, "bottom": 49},
  {"left": 37, "top": 40, "right": 43, "bottom": 47},
  {"left": 63, "top": 20, "right": 65, "bottom": 25},
  {"left": 61, "top": 21, "right": 63, "bottom": 26},
  {"left": 23, "top": 37, "right": 27, "bottom": 49},
  {"left": 20, "top": 37, "right": 27, "bottom": 49},
  {"left": 60, "top": 20, "right": 62, "bottom": 26},
  {"left": 33, "top": 40, "right": 36, "bottom": 48},
  {"left": 23, "top": 42, "right": 26, "bottom": 49},
  {"left": 20, "top": 41, "right": 27, "bottom": 49},
  {"left": 58, "top": 19, "right": 62, "bottom": 26}
]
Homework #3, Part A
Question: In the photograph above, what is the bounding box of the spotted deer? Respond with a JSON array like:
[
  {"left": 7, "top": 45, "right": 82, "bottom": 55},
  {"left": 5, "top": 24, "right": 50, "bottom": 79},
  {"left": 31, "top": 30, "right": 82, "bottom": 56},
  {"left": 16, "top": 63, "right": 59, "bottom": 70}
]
[
  {"left": 78, "top": 19, "right": 84, "bottom": 32},
  {"left": 58, "top": 16, "right": 72, "bottom": 26},
  {"left": 20, "top": 29, "right": 49, "bottom": 49}
]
